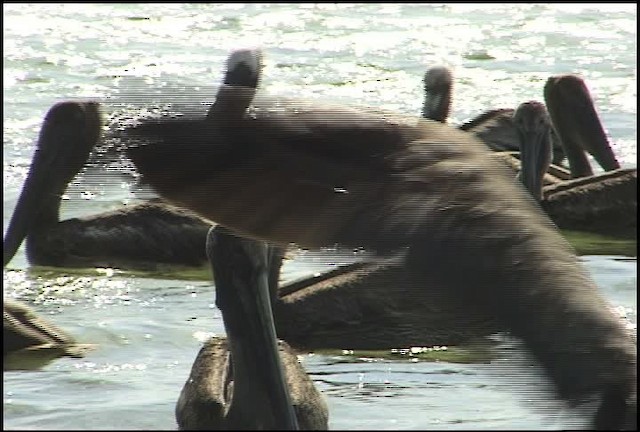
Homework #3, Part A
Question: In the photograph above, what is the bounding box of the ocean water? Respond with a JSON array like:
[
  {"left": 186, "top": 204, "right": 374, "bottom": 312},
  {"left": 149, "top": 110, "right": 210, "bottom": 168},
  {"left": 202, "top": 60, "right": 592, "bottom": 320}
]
[{"left": 3, "top": 3, "right": 637, "bottom": 430}]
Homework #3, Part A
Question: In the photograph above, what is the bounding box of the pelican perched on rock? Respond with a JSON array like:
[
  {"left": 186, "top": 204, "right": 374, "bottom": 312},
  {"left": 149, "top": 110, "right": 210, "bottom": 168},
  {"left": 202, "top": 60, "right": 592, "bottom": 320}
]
[
  {"left": 544, "top": 74, "right": 621, "bottom": 178},
  {"left": 176, "top": 226, "right": 328, "bottom": 430},
  {"left": 512, "top": 101, "right": 556, "bottom": 202},
  {"left": 2, "top": 49, "right": 265, "bottom": 271},
  {"left": 122, "top": 47, "right": 636, "bottom": 429},
  {"left": 422, "top": 65, "right": 567, "bottom": 165},
  {"left": 4, "top": 299, "right": 93, "bottom": 370},
  {"left": 510, "top": 77, "right": 637, "bottom": 238}
]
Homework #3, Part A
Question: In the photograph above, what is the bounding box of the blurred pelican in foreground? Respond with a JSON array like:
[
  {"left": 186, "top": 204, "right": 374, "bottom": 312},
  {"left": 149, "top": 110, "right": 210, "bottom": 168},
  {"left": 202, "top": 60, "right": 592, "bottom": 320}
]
[
  {"left": 123, "top": 47, "right": 636, "bottom": 429},
  {"left": 4, "top": 50, "right": 496, "bottom": 351},
  {"left": 176, "top": 226, "right": 328, "bottom": 430},
  {"left": 273, "top": 100, "right": 633, "bottom": 351}
]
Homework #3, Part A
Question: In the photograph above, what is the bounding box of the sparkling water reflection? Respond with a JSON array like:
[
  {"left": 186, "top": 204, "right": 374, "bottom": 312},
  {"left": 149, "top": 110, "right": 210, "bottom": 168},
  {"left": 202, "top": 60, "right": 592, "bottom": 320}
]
[{"left": 3, "top": 3, "right": 637, "bottom": 430}]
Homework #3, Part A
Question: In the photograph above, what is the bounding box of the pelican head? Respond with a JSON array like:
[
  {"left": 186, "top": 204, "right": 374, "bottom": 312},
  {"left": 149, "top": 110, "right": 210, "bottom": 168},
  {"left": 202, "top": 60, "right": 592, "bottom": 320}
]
[
  {"left": 543, "top": 74, "right": 620, "bottom": 178},
  {"left": 513, "top": 101, "right": 553, "bottom": 202},
  {"left": 224, "top": 48, "right": 263, "bottom": 88},
  {"left": 422, "top": 65, "right": 453, "bottom": 122},
  {"left": 3, "top": 101, "right": 102, "bottom": 267},
  {"left": 204, "top": 226, "right": 299, "bottom": 429},
  {"left": 208, "top": 48, "right": 264, "bottom": 119}
]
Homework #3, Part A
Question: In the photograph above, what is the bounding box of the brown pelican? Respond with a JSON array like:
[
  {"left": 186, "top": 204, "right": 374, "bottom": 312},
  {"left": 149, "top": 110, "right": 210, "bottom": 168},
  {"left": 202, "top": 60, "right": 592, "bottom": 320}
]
[
  {"left": 271, "top": 81, "right": 635, "bottom": 349},
  {"left": 122, "top": 48, "right": 636, "bottom": 429},
  {"left": 271, "top": 100, "right": 632, "bottom": 352},
  {"left": 2, "top": 49, "right": 265, "bottom": 271},
  {"left": 1, "top": 100, "right": 211, "bottom": 270},
  {"left": 422, "top": 65, "right": 568, "bottom": 166},
  {"left": 542, "top": 169, "right": 637, "bottom": 238},
  {"left": 176, "top": 226, "right": 328, "bottom": 430},
  {"left": 507, "top": 74, "right": 627, "bottom": 183},
  {"left": 3, "top": 50, "right": 492, "bottom": 353},
  {"left": 274, "top": 253, "right": 498, "bottom": 350},
  {"left": 4, "top": 298, "right": 93, "bottom": 370},
  {"left": 512, "top": 101, "right": 555, "bottom": 202},
  {"left": 544, "top": 74, "right": 621, "bottom": 178},
  {"left": 514, "top": 96, "right": 636, "bottom": 238},
  {"left": 421, "top": 66, "right": 452, "bottom": 123}
]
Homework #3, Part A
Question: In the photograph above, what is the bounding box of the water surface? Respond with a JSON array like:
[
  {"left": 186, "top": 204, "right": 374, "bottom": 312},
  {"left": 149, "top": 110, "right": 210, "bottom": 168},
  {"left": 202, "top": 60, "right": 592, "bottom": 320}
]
[{"left": 3, "top": 3, "right": 637, "bottom": 430}]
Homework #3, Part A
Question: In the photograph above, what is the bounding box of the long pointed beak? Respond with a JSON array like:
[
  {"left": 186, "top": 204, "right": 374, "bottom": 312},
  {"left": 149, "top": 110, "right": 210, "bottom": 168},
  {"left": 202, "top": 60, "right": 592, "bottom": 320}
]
[
  {"left": 518, "top": 129, "right": 552, "bottom": 202},
  {"left": 246, "top": 245, "right": 299, "bottom": 430},
  {"left": 544, "top": 76, "right": 620, "bottom": 176},
  {"left": 3, "top": 146, "right": 51, "bottom": 267},
  {"left": 208, "top": 227, "right": 299, "bottom": 430},
  {"left": 3, "top": 101, "right": 101, "bottom": 268},
  {"left": 568, "top": 90, "right": 620, "bottom": 172}
]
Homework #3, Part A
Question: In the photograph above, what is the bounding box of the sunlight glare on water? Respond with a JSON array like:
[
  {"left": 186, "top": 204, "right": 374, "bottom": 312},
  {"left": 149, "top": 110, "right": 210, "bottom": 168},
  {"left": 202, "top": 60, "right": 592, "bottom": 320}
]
[{"left": 3, "top": 3, "right": 637, "bottom": 430}]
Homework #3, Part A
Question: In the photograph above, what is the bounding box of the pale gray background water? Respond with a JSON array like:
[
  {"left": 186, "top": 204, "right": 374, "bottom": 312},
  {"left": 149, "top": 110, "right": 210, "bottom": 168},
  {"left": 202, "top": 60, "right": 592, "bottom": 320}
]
[{"left": 3, "top": 3, "right": 637, "bottom": 430}]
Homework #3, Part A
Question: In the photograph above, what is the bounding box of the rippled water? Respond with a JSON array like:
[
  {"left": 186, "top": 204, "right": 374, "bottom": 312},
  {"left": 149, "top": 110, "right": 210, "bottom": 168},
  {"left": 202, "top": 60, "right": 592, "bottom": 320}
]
[{"left": 3, "top": 3, "right": 637, "bottom": 430}]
